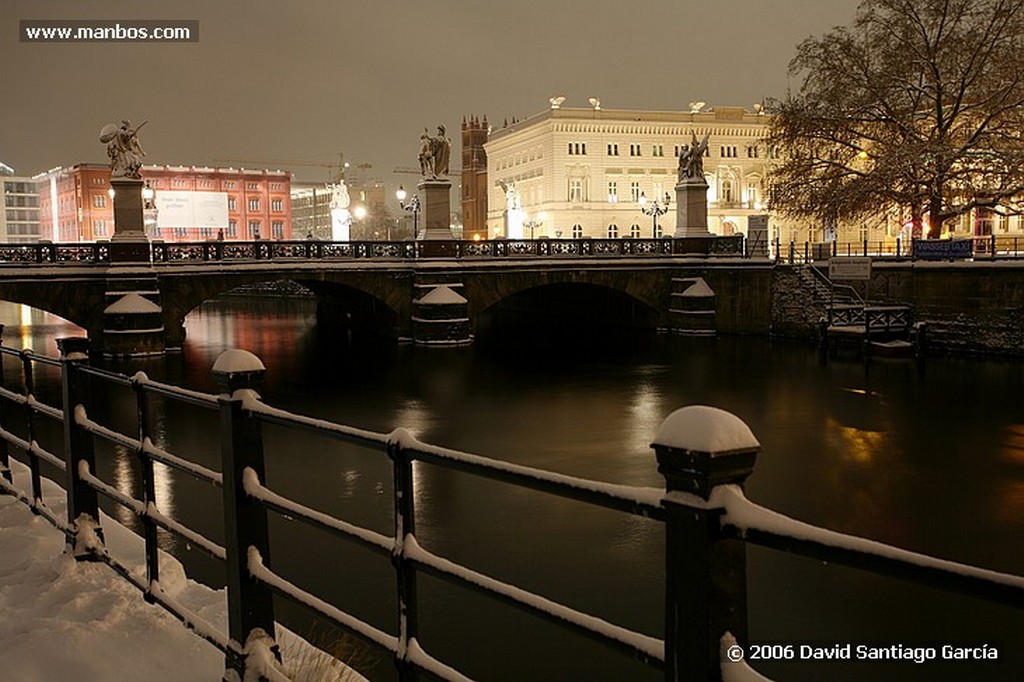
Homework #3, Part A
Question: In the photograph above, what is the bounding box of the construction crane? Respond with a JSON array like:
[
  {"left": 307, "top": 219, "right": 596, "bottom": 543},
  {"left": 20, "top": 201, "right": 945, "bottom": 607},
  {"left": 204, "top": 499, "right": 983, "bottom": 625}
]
[{"left": 213, "top": 153, "right": 349, "bottom": 182}]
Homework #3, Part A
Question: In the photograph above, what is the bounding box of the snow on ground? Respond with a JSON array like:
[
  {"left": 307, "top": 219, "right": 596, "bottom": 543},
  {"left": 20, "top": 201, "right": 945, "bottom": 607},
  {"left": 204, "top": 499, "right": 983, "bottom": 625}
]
[{"left": 0, "top": 459, "right": 364, "bottom": 681}]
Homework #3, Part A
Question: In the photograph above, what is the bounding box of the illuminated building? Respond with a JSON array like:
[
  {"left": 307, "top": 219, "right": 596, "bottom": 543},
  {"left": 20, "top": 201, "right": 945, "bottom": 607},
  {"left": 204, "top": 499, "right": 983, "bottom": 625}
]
[
  {"left": 483, "top": 102, "right": 780, "bottom": 241},
  {"left": 35, "top": 164, "right": 293, "bottom": 242}
]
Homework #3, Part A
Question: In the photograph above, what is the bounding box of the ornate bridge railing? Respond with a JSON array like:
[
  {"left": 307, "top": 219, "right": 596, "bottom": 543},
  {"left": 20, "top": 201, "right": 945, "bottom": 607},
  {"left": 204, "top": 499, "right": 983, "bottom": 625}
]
[
  {"left": 0, "top": 338, "right": 1021, "bottom": 681},
  {"left": 0, "top": 237, "right": 747, "bottom": 267}
]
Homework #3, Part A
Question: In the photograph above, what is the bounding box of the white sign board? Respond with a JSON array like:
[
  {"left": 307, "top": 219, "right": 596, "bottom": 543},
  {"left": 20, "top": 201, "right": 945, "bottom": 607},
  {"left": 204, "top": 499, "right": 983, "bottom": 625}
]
[
  {"left": 829, "top": 257, "right": 872, "bottom": 281},
  {"left": 156, "top": 191, "right": 228, "bottom": 229}
]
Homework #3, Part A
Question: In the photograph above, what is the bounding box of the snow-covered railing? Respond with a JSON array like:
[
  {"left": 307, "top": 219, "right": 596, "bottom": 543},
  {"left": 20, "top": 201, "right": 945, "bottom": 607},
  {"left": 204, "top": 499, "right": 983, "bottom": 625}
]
[{"left": 3, "top": 336, "right": 1023, "bottom": 682}]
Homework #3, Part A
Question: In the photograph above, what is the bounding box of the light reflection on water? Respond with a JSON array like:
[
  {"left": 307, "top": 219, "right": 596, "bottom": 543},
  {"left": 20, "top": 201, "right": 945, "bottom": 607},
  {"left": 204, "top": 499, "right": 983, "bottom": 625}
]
[{"left": 3, "top": 298, "right": 1023, "bottom": 681}]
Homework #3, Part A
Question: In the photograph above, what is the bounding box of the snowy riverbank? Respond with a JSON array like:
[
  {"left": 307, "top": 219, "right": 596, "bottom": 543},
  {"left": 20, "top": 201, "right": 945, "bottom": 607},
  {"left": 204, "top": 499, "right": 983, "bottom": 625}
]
[{"left": 0, "top": 459, "right": 363, "bottom": 681}]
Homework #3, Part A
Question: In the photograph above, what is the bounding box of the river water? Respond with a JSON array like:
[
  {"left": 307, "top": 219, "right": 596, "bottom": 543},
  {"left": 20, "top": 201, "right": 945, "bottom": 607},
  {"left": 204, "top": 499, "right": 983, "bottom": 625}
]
[{"left": 3, "top": 298, "right": 1022, "bottom": 682}]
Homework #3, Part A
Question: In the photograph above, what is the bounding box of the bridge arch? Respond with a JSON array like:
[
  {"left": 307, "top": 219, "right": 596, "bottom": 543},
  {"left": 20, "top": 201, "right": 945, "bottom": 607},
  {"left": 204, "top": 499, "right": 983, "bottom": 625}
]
[
  {"left": 0, "top": 279, "right": 107, "bottom": 339},
  {"left": 158, "top": 267, "right": 412, "bottom": 347}
]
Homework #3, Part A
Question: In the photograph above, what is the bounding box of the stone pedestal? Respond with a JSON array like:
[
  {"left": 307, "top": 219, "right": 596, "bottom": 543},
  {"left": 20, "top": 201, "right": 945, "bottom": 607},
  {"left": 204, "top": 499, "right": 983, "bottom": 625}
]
[
  {"left": 412, "top": 283, "right": 472, "bottom": 346},
  {"left": 668, "top": 277, "right": 717, "bottom": 336},
  {"left": 418, "top": 179, "right": 454, "bottom": 240},
  {"left": 109, "top": 177, "right": 151, "bottom": 263},
  {"left": 673, "top": 178, "right": 710, "bottom": 238}
]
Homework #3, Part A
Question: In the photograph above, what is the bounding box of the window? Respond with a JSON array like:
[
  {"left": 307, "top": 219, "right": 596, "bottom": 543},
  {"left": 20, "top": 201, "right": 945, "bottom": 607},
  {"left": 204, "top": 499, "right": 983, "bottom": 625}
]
[
  {"left": 572, "top": 224, "right": 583, "bottom": 238},
  {"left": 720, "top": 146, "right": 737, "bottom": 158},
  {"left": 630, "top": 144, "right": 642, "bottom": 157},
  {"left": 92, "top": 194, "right": 107, "bottom": 209},
  {"left": 249, "top": 221, "right": 261, "bottom": 238},
  {"left": 652, "top": 145, "right": 664, "bottom": 157},
  {"left": 271, "top": 221, "right": 284, "bottom": 239},
  {"left": 248, "top": 198, "right": 260, "bottom": 212},
  {"left": 569, "top": 178, "right": 584, "bottom": 203},
  {"left": 630, "top": 181, "right": 641, "bottom": 203},
  {"left": 607, "top": 144, "right": 619, "bottom": 156},
  {"left": 568, "top": 142, "right": 586, "bottom": 155},
  {"left": 747, "top": 146, "right": 759, "bottom": 158},
  {"left": 630, "top": 224, "right": 641, "bottom": 238},
  {"left": 228, "top": 220, "right": 237, "bottom": 236},
  {"left": 271, "top": 198, "right": 283, "bottom": 212},
  {"left": 721, "top": 179, "right": 734, "bottom": 203},
  {"left": 228, "top": 196, "right": 237, "bottom": 211},
  {"left": 93, "top": 219, "right": 108, "bottom": 236},
  {"left": 607, "top": 224, "right": 619, "bottom": 238},
  {"left": 247, "top": 182, "right": 258, "bottom": 190},
  {"left": 607, "top": 181, "right": 618, "bottom": 203}
]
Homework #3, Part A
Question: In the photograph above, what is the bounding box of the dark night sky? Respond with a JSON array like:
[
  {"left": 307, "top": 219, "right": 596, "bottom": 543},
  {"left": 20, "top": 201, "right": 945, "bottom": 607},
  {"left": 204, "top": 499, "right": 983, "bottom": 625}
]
[{"left": 2, "top": 0, "right": 859, "bottom": 188}]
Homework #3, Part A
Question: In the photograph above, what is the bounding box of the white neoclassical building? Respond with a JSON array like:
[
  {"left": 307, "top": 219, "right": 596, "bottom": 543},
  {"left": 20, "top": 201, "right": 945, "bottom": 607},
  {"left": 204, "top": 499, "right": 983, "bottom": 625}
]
[{"left": 483, "top": 103, "right": 794, "bottom": 242}]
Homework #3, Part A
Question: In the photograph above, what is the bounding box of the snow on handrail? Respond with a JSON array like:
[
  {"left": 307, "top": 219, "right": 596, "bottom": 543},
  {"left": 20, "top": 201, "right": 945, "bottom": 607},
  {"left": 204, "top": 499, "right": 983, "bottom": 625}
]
[
  {"left": 403, "top": 534, "right": 665, "bottom": 665},
  {"left": 242, "top": 468, "right": 390, "bottom": 555},
  {"left": 246, "top": 547, "right": 399, "bottom": 654},
  {"left": 26, "top": 394, "right": 63, "bottom": 421},
  {"left": 0, "top": 425, "right": 65, "bottom": 471},
  {"left": 131, "top": 371, "right": 220, "bottom": 409},
  {"left": 389, "top": 427, "right": 666, "bottom": 518},
  {"left": 75, "top": 406, "right": 222, "bottom": 486},
  {"left": 78, "top": 461, "right": 225, "bottom": 562},
  {"left": 715, "top": 485, "right": 1024, "bottom": 598},
  {"left": 239, "top": 392, "right": 389, "bottom": 448}
]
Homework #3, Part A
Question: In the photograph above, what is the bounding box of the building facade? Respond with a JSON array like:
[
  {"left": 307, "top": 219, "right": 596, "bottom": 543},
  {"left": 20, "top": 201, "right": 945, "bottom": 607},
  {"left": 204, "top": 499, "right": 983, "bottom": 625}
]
[
  {"left": 0, "top": 164, "right": 41, "bottom": 243},
  {"left": 484, "top": 104, "right": 783, "bottom": 241},
  {"left": 35, "top": 164, "right": 293, "bottom": 242}
]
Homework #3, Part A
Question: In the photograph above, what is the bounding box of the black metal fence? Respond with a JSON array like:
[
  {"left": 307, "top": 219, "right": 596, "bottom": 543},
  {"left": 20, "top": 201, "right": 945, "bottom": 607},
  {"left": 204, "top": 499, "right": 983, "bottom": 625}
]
[{"left": 0, "top": 339, "right": 1022, "bottom": 681}]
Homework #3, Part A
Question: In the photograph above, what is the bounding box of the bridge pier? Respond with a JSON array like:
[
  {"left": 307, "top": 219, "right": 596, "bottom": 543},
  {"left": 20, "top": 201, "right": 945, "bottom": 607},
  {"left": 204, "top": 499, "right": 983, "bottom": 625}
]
[
  {"left": 668, "top": 277, "right": 717, "bottom": 335},
  {"left": 101, "top": 271, "right": 167, "bottom": 356},
  {"left": 411, "top": 279, "right": 472, "bottom": 346}
]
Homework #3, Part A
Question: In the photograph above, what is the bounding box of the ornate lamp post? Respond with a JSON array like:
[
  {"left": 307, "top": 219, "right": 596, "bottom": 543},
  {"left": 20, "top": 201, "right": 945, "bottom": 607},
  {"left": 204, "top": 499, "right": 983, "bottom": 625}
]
[
  {"left": 523, "top": 212, "right": 546, "bottom": 240},
  {"left": 142, "top": 181, "right": 157, "bottom": 237},
  {"left": 639, "top": 191, "right": 671, "bottom": 238},
  {"left": 396, "top": 186, "right": 421, "bottom": 239}
]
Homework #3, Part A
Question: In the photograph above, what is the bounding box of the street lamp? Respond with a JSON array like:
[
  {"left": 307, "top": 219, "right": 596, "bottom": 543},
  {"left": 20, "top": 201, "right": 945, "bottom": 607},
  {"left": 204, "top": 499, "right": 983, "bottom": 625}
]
[
  {"left": 639, "top": 191, "right": 671, "bottom": 238},
  {"left": 142, "top": 181, "right": 157, "bottom": 237},
  {"left": 523, "top": 211, "right": 546, "bottom": 239},
  {"left": 396, "top": 185, "right": 421, "bottom": 239}
]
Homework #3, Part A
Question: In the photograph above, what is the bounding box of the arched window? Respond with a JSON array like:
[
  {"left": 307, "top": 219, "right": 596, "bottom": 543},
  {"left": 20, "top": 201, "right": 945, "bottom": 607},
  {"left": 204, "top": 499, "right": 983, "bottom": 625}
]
[
  {"left": 572, "top": 224, "right": 583, "bottom": 238},
  {"left": 607, "top": 224, "right": 619, "bottom": 238},
  {"left": 630, "top": 223, "right": 641, "bottom": 238},
  {"left": 721, "top": 179, "right": 734, "bottom": 204}
]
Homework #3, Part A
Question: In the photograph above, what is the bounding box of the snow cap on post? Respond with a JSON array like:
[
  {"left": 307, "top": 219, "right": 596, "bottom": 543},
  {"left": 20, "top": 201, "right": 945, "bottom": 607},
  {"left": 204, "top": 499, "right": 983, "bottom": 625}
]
[
  {"left": 212, "top": 349, "right": 266, "bottom": 394},
  {"left": 652, "top": 405, "right": 760, "bottom": 500}
]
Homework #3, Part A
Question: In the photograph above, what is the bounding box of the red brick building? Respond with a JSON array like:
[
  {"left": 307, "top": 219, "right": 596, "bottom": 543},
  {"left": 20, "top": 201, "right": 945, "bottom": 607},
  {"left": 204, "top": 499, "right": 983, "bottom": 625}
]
[
  {"left": 461, "top": 115, "right": 489, "bottom": 241},
  {"left": 35, "top": 164, "right": 293, "bottom": 242}
]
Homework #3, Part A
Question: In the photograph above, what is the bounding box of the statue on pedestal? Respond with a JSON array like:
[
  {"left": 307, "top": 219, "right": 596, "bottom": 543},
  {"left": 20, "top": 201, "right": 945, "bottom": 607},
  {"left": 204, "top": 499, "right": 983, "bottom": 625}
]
[
  {"left": 418, "top": 125, "right": 452, "bottom": 180},
  {"left": 100, "top": 119, "right": 147, "bottom": 179},
  {"left": 677, "top": 131, "right": 710, "bottom": 183}
]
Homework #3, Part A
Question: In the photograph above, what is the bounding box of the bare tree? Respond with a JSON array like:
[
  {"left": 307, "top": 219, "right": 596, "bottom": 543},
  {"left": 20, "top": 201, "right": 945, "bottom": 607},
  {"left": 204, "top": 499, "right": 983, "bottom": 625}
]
[{"left": 767, "top": 0, "right": 1024, "bottom": 238}]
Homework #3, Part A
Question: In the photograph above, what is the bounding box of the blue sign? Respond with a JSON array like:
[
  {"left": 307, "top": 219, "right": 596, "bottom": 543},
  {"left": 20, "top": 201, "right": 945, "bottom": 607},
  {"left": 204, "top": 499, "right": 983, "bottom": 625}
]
[{"left": 912, "top": 238, "right": 974, "bottom": 260}]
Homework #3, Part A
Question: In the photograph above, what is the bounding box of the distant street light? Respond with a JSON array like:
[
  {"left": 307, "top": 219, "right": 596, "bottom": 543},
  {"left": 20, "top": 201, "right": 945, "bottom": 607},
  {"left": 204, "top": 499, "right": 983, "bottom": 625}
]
[
  {"left": 396, "top": 186, "right": 421, "bottom": 239},
  {"left": 523, "top": 211, "right": 546, "bottom": 239},
  {"left": 639, "top": 191, "right": 671, "bottom": 238}
]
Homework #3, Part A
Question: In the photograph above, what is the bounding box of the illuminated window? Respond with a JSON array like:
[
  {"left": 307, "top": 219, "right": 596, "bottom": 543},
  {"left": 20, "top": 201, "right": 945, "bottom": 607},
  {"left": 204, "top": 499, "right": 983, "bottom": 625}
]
[
  {"left": 248, "top": 198, "right": 260, "bottom": 212},
  {"left": 92, "top": 194, "right": 107, "bottom": 209},
  {"left": 271, "top": 198, "right": 283, "bottom": 212},
  {"left": 272, "top": 221, "right": 284, "bottom": 239},
  {"left": 630, "top": 181, "right": 641, "bottom": 203},
  {"left": 607, "top": 181, "right": 618, "bottom": 203}
]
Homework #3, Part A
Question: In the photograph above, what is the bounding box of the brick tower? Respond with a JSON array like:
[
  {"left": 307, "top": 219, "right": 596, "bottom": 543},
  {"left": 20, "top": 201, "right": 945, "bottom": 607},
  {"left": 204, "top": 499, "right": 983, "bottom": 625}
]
[{"left": 461, "top": 115, "right": 489, "bottom": 240}]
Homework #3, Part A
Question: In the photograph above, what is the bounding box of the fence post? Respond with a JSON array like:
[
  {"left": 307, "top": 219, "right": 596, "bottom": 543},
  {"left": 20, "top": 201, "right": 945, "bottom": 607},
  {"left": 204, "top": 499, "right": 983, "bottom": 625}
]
[
  {"left": 57, "top": 336, "right": 105, "bottom": 559},
  {"left": 388, "top": 437, "right": 420, "bottom": 681},
  {"left": 213, "top": 350, "right": 277, "bottom": 678},
  {"left": 651, "top": 405, "right": 761, "bottom": 682},
  {"left": 0, "top": 325, "right": 9, "bottom": 486}
]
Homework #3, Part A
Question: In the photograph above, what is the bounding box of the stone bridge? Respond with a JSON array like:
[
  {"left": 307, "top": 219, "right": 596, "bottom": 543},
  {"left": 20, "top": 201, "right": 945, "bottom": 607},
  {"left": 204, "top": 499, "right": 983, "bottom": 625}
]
[{"left": 0, "top": 239, "right": 773, "bottom": 355}]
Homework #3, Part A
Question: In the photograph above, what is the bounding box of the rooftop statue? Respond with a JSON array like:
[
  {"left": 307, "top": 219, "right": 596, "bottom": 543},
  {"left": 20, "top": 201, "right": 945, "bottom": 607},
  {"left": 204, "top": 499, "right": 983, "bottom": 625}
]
[
  {"left": 678, "top": 131, "right": 710, "bottom": 182},
  {"left": 100, "top": 119, "right": 147, "bottom": 179},
  {"left": 419, "top": 125, "right": 451, "bottom": 180}
]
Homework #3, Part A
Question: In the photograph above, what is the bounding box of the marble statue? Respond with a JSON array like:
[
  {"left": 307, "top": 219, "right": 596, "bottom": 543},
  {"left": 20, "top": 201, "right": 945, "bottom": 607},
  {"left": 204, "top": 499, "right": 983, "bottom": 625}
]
[
  {"left": 678, "top": 131, "right": 710, "bottom": 182},
  {"left": 419, "top": 125, "right": 452, "bottom": 179},
  {"left": 100, "top": 119, "right": 147, "bottom": 179}
]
